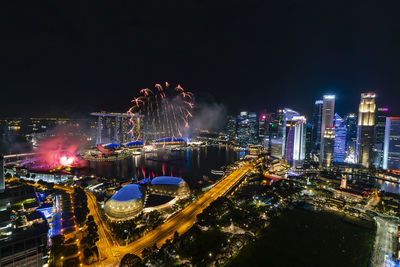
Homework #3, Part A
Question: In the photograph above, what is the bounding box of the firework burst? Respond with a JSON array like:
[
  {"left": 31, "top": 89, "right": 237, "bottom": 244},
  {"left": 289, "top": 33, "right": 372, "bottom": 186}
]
[{"left": 127, "top": 82, "right": 194, "bottom": 142}]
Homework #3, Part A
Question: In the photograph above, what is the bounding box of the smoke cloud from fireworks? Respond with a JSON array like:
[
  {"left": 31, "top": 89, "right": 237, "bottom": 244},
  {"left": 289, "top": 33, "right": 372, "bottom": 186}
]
[
  {"left": 34, "top": 127, "right": 86, "bottom": 169},
  {"left": 187, "top": 101, "right": 227, "bottom": 134}
]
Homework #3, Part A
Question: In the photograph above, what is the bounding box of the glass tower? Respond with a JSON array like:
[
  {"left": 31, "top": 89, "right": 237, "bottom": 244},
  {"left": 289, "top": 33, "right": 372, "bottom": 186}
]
[
  {"left": 333, "top": 113, "right": 347, "bottom": 163},
  {"left": 356, "top": 92, "right": 376, "bottom": 168},
  {"left": 383, "top": 117, "right": 400, "bottom": 170},
  {"left": 320, "top": 95, "right": 335, "bottom": 165}
]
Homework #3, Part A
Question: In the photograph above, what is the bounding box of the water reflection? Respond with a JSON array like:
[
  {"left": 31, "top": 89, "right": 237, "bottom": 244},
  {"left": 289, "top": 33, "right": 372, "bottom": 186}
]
[
  {"left": 87, "top": 146, "right": 241, "bottom": 188},
  {"left": 347, "top": 174, "right": 400, "bottom": 194}
]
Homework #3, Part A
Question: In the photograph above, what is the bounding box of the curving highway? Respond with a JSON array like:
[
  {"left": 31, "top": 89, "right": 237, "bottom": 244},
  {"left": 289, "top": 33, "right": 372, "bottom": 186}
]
[
  {"left": 84, "top": 162, "right": 252, "bottom": 266},
  {"left": 121, "top": 163, "right": 251, "bottom": 256}
]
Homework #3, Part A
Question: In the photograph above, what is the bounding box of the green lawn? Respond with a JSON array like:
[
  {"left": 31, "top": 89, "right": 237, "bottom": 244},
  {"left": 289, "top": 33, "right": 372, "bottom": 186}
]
[{"left": 227, "top": 208, "right": 376, "bottom": 267}]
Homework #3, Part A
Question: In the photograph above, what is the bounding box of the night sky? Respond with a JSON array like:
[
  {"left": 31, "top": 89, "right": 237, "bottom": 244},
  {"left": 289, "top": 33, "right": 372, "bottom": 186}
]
[{"left": 1, "top": 0, "right": 400, "bottom": 118}]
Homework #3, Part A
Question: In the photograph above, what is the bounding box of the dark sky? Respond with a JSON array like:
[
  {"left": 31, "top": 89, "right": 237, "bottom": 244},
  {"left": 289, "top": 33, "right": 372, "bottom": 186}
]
[{"left": 1, "top": 0, "right": 400, "bottom": 119}]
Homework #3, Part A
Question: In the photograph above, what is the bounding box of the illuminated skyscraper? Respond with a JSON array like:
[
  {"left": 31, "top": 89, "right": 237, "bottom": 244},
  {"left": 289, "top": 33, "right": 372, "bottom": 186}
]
[
  {"left": 268, "top": 111, "right": 283, "bottom": 158},
  {"left": 383, "top": 117, "right": 400, "bottom": 170},
  {"left": 345, "top": 113, "right": 357, "bottom": 163},
  {"left": 374, "top": 107, "right": 389, "bottom": 168},
  {"left": 248, "top": 112, "right": 258, "bottom": 145},
  {"left": 237, "top": 111, "right": 250, "bottom": 146},
  {"left": 226, "top": 115, "right": 237, "bottom": 141},
  {"left": 269, "top": 108, "right": 299, "bottom": 159},
  {"left": 236, "top": 111, "right": 258, "bottom": 146},
  {"left": 356, "top": 92, "right": 376, "bottom": 168},
  {"left": 285, "top": 116, "right": 306, "bottom": 166},
  {"left": 322, "top": 127, "right": 335, "bottom": 168},
  {"left": 312, "top": 100, "right": 323, "bottom": 153},
  {"left": 320, "top": 95, "right": 335, "bottom": 165},
  {"left": 258, "top": 114, "right": 267, "bottom": 144},
  {"left": 333, "top": 113, "right": 346, "bottom": 163},
  {"left": 293, "top": 116, "right": 307, "bottom": 162},
  {"left": 305, "top": 123, "right": 313, "bottom": 162}
]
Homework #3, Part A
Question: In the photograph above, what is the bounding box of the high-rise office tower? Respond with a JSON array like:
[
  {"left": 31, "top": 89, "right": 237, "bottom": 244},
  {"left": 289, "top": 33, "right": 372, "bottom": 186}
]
[
  {"left": 268, "top": 111, "right": 282, "bottom": 158},
  {"left": 305, "top": 122, "right": 313, "bottom": 162},
  {"left": 285, "top": 116, "right": 306, "bottom": 166},
  {"left": 374, "top": 107, "right": 389, "bottom": 168},
  {"left": 248, "top": 112, "right": 258, "bottom": 145},
  {"left": 322, "top": 127, "right": 335, "bottom": 168},
  {"left": 269, "top": 108, "right": 299, "bottom": 159},
  {"left": 258, "top": 114, "right": 267, "bottom": 145},
  {"left": 237, "top": 111, "right": 258, "bottom": 146},
  {"left": 320, "top": 95, "right": 335, "bottom": 165},
  {"left": 312, "top": 100, "right": 323, "bottom": 153},
  {"left": 345, "top": 113, "right": 357, "bottom": 163},
  {"left": 356, "top": 92, "right": 376, "bottom": 168},
  {"left": 237, "top": 111, "right": 250, "bottom": 146},
  {"left": 226, "top": 115, "right": 237, "bottom": 141},
  {"left": 333, "top": 113, "right": 347, "bottom": 163},
  {"left": 283, "top": 108, "right": 300, "bottom": 158},
  {"left": 383, "top": 117, "right": 400, "bottom": 170},
  {"left": 293, "top": 116, "right": 307, "bottom": 162},
  {"left": 376, "top": 108, "right": 389, "bottom": 144}
]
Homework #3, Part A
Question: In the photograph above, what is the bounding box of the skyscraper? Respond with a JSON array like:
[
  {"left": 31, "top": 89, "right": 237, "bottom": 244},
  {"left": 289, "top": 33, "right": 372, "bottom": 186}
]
[
  {"left": 333, "top": 113, "right": 347, "bottom": 163},
  {"left": 383, "top": 117, "right": 400, "bottom": 170},
  {"left": 293, "top": 116, "right": 307, "bottom": 162},
  {"left": 320, "top": 95, "right": 335, "bottom": 165},
  {"left": 305, "top": 122, "right": 313, "bottom": 162},
  {"left": 285, "top": 116, "right": 306, "bottom": 166},
  {"left": 236, "top": 111, "right": 258, "bottom": 146},
  {"left": 258, "top": 114, "right": 267, "bottom": 145},
  {"left": 248, "top": 112, "right": 258, "bottom": 145},
  {"left": 345, "top": 113, "right": 357, "bottom": 163},
  {"left": 226, "top": 115, "right": 237, "bottom": 141},
  {"left": 269, "top": 108, "right": 299, "bottom": 159},
  {"left": 312, "top": 100, "right": 323, "bottom": 153},
  {"left": 322, "top": 127, "right": 335, "bottom": 168},
  {"left": 356, "top": 92, "right": 376, "bottom": 168},
  {"left": 237, "top": 111, "right": 250, "bottom": 146},
  {"left": 268, "top": 111, "right": 282, "bottom": 158},
  {"left": 374, "top": 107, "right": 389, "bottom": 168}
]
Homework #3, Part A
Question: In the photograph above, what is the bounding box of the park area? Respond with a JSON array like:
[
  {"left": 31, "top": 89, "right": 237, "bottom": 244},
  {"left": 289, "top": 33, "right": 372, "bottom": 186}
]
[{"left": 227, "top": 207, "right": 376, "bottom": 267}]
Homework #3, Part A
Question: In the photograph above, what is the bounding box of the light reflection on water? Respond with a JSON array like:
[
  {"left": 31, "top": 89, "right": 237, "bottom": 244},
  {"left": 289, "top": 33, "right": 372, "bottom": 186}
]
[
  {"left": 347, "top": 174, "right": 400, "bottom": 194},
  {"left": 87, "top": 146, "right": 242, "bottom": 188}
]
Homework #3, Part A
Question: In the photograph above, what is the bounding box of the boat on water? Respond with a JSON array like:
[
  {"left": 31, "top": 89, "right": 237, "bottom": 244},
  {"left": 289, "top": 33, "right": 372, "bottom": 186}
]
[{"left": 211, "top": 169, "right": 225, "bottom": 176}]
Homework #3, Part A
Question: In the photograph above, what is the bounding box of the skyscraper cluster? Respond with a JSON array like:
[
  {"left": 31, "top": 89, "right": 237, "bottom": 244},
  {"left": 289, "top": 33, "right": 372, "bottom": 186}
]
[
  {"left": 228, "top": 92, "right": 400, "bottom": 171},
  {"left": 226, "top": 111, "right": 263, "bottom": 147},
  {"left": 310, "top": 92, "right": 400, "bottom": 170},
  {"left": 228, "top": 108, "right": 308, "bottom": 166}
]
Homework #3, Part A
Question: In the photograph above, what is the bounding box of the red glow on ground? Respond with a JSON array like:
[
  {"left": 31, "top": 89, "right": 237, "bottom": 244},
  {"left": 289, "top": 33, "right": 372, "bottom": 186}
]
[{"left": 26, "top": 135, "right": 86, "bottom": 172}]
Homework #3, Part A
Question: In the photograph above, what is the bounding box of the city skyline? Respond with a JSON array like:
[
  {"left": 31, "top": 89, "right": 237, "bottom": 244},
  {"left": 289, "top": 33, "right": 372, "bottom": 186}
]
[{"left": 2, "top": 2, "right": 400, "bottom": 266}]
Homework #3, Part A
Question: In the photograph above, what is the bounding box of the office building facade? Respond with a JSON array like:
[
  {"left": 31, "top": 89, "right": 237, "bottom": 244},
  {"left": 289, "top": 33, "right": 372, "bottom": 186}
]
[
  {"left": 320, "top": 95, "right": 335, "bottom": 165},
  {"left": 333, "top": 114, "right": 347, "bottom": 163},
  {"left": 312, "top": 100, "right": 323, "bottom": 153},
  {"left": 383, "top": 117, "right": 400, "bottom": 170},
  {"left": 356, "top": 93, "right": 376, "bottom": 168}
]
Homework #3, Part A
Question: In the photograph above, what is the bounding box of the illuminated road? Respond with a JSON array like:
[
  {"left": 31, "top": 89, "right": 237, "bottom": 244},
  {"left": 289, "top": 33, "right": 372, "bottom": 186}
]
[
  {"left": 120, "top": 163, "right": 251, "bottom": 257},
  {"left": 86, "top": 191, "right": 121, "bottom": 267},
  {"left": 77, "top": 162, "right": 251, "bottom": 265},
  {"left": 371, "top": 216, "right": 397, "bottom": 267}
]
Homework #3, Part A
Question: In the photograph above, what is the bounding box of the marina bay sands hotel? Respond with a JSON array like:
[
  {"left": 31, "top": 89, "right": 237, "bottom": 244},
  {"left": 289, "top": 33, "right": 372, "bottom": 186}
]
[{"left": 90, "top": 112, "right": 143, "bottom": 145}]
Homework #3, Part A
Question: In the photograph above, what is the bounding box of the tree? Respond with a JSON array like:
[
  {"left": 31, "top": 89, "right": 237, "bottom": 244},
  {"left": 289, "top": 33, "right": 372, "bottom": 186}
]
[
  {"left": 120, "top": 253, "right": 142, "bottom": 267},
  {"left": 141, "top": 247, "right": 153, "bottom": 258},
  {"left": 173, "top": 231, "right": 179, "bottom": 243}
]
